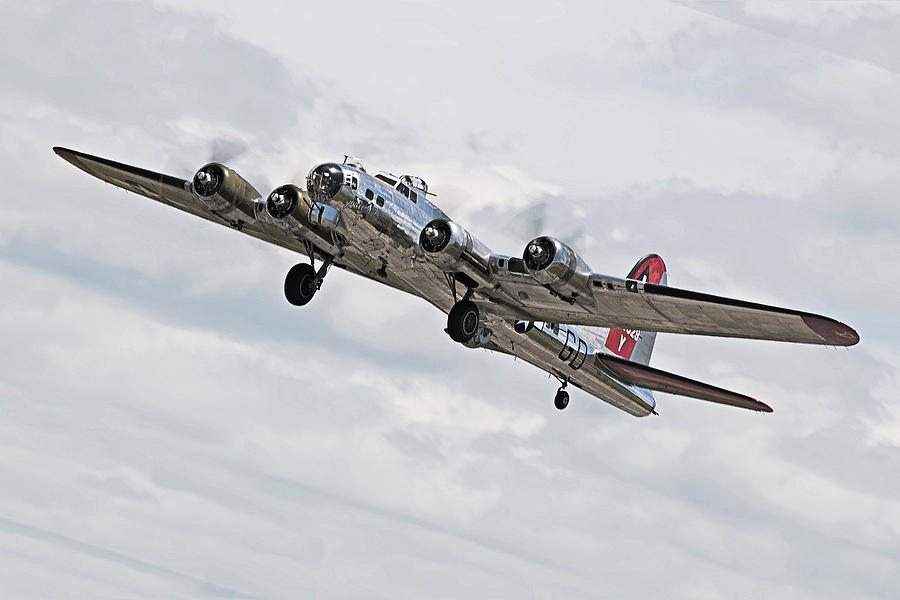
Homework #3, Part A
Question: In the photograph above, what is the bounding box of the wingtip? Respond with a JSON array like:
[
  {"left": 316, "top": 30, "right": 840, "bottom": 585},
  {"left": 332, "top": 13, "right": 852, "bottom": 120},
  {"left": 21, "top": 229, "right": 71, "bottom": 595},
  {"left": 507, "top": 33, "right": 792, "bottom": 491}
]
[
  {"left": 53, "top": 146, "right": 77, "bottom": 164},
  {"left": 53, "top": 146, "right": 94, "bottom": 175},
  {"left": 755, "top": 400, "right": 774, "bottom": 413},
  {"left": 802, "top": 315, "right": 860, "bottom": 347}
]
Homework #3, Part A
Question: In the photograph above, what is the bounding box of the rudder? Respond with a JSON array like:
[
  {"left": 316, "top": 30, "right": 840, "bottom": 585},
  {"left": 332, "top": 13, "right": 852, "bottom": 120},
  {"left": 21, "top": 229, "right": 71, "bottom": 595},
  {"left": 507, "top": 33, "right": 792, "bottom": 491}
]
[{"left": 604, "top": 254, "right": 667, "bottom": 365}]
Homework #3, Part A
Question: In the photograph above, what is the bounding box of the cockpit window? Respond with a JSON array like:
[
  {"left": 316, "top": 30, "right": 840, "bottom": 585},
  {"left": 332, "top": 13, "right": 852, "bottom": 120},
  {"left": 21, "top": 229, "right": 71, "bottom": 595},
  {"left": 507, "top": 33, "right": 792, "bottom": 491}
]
[
  {"left": 408, "top": 190, "right": 417, "bottom": 203},
  {"left": 374, "top": 174, "right": 397, "bottom": 187},
  {"left": 397, "top": 182, "right": 410, "bottom": 198}
]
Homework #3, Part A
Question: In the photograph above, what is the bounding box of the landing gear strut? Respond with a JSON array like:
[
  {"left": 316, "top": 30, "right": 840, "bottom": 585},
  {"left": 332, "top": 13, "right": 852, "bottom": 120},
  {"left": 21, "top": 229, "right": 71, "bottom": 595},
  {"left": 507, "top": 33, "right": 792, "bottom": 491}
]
[
  {"left": 554, "top": 379, "right": 570, "bottom": 410},
  {"left": 285, "top": 244, "right": 332, "bottom": 306}
]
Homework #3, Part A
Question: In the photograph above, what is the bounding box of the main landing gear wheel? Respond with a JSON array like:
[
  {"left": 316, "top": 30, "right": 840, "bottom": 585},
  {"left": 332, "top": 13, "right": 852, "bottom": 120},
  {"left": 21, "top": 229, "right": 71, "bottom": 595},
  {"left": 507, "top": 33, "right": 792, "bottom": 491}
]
[
  {"left": 447, "top": 300, "right": 480, "bottom": 343},
  {"left": 284, "top": 263, "right": 319, "bottom": 306},
  {"left": 554, "top": 388, "right": 570, "bottom": 410}
]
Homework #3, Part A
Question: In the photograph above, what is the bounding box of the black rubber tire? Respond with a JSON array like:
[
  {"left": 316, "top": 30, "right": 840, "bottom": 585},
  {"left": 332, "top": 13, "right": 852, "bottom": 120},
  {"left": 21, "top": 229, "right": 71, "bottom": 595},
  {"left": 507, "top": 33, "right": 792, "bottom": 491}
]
[
  {"left": 284, "top": 263, "right": 318, "bottom": 306},
  {"left": 554, "top": 389, "right": 569, "bottom": 410},
  {"left": 447, "top": 300, "right": 480, "bottom": 343}
]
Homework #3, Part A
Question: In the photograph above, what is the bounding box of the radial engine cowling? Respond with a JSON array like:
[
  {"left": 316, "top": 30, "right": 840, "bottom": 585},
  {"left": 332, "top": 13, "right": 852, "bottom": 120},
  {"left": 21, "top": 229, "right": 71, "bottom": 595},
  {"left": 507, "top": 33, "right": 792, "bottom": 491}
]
[
  {"left": 256, "top": 184, "right": 343, "bottom": 256},
  {"left": 523, "top": 236, "right": 593, "bottom": 301},
  {"left": 419, "top": 219, "right": 491, "bottom": 287},
  {"left": 257, "top": 184, "right": 306, "bottom": 232},
  {"left": 191, "top": 162, "right": 260, "bottom": 216},
  {"left": 258, "top": 184, "right": 306, "bottom": 223}
]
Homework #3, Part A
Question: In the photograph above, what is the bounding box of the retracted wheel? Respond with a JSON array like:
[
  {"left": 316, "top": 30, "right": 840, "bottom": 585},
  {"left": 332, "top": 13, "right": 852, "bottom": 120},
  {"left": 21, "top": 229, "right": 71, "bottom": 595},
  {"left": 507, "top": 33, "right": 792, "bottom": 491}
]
[
  {"left": 554, "top": 388, "right": 570, "bottom": 410},
  {"left": 284, "top": 263, "right": 318, "bottom": 306},
  {"left": 447, "top": 300, "right": 480, "bottom": 343}
]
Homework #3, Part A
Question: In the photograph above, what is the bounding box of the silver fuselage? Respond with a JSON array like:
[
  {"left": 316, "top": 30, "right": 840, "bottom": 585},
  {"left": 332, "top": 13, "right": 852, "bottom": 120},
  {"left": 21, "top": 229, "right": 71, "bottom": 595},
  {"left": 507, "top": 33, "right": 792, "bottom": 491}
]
[{"left": 304, "top": 163, "right": 655, "bottom": 417}]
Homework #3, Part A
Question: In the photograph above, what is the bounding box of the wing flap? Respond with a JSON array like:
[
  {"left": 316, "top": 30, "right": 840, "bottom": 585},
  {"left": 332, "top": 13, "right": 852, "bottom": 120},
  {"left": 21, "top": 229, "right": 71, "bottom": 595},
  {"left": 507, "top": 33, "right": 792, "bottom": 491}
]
[{"left": 594, "top": 353, "right": 772, "bottom": 412}]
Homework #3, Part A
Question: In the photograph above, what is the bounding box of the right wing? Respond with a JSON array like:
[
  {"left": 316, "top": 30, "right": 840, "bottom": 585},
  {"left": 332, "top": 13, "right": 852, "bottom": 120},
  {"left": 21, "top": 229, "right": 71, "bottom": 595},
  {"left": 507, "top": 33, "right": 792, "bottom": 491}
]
[
  {"left": 55, "top": 147, "right": 233, "bottom": 225},
  {"left": 54, "top": 146, "right": 315, "bottom": 256}
]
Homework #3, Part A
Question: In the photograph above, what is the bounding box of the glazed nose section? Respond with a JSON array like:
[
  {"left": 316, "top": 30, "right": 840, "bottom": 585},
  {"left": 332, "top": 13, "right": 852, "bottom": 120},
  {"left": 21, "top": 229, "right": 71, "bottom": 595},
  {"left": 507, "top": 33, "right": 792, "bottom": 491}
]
[{"left": 308, "top": 163, "right": 344, "bottom": 202}]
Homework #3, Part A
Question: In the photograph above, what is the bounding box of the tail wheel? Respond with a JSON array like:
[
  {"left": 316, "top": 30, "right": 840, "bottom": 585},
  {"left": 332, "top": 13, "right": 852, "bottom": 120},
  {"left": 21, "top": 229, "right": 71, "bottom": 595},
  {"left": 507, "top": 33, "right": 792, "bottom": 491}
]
[
  {"left": 447, "top": 300, "right": 480, "bottom": 343},
  {"left": 554, "top": 389, "right": 569, "bottom": 410},
  {"left": 284, "top": 263, "right": 318, "bottom": 306}
]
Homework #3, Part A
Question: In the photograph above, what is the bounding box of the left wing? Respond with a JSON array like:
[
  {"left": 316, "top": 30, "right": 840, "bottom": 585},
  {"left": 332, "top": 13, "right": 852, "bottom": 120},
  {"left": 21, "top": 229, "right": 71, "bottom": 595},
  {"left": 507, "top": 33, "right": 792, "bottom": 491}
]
[
  {"left": 420, "top": 225, "right": 857, "bottom": 346},
  {"left": 503, "top": 274, "right": 859, "bottom": 346},
  {"left": 484, "top": 244, "right": 858, "bottom": 346}
]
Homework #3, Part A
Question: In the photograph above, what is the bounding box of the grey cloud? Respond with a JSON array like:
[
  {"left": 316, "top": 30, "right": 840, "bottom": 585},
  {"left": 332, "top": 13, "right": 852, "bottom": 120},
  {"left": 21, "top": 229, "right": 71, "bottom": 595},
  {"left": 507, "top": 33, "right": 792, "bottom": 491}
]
[
  {"left": 678, "top": 1, "right": 900, "bottom": 74},
  {"left": 1, "top": 1, "right": 899, "bottom": 599},
  {"left": 0, "top": 1, "right": 310, "bottom": 142},
  {"left": 0, "top": 517, "right": 256, "bottom": 598}
]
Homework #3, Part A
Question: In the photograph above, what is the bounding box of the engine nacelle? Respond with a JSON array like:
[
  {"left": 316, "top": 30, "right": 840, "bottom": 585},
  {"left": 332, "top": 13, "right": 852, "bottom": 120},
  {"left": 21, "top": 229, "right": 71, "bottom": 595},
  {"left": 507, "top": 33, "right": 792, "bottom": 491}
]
[
  {"left": 419, "top": 219, "right": 470, "bottom": 269},
  {"left": 191, "top": 162, "right": 260, "bottom": 217},
  {"left": 419, "top": 219, "right": 492, "bottom": 288},
  {"left": 257, "top": 184, "right": 307, "bottom": 227},
  {"left": 258, "top": 184, "right": 344, "bottom": 256},
  {"left": 523, "top": 236, "right": 593, "bottom": 301},
  {"left": 265, "top": 184, "right": 306, "bottom": 219}
]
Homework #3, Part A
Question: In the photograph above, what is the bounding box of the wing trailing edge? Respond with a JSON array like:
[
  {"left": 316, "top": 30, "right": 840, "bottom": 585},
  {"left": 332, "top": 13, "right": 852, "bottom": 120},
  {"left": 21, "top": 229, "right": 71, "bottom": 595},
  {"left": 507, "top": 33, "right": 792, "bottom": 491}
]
[{"left": 594, "top": 353, "right": 773, "bottom": 413}]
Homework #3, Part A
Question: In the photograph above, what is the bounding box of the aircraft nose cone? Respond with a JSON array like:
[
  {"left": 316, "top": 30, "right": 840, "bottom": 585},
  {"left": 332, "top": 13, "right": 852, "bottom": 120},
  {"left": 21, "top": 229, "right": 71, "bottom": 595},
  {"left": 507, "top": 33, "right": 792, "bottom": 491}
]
[{"left": 308, "top": 163, "right": 344, "bottom": 201}]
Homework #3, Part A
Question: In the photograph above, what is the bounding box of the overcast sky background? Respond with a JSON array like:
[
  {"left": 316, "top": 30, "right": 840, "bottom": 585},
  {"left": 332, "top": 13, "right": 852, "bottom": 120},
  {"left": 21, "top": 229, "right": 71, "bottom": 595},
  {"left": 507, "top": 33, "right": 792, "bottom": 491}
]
[{"left": 1, "top": 1, "right": 899, "bottom": 598}]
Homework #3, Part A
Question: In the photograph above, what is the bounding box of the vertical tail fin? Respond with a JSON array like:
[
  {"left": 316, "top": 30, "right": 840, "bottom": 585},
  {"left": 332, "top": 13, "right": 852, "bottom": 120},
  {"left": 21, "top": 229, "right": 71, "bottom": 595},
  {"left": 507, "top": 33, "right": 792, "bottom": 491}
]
[{"left": 604, "top": 254, "right": 667, "bottom": 366}]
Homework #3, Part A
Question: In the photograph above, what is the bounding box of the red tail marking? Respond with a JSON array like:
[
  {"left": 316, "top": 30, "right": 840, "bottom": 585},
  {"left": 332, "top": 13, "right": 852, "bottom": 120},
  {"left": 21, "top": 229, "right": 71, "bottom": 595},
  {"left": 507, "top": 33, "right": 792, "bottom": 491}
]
[
  {"left": 605, "top": 255, "right": 666, "bottom": 360},
  {"left": 606, "top": 328, "right": 641, "bottom": 360}
]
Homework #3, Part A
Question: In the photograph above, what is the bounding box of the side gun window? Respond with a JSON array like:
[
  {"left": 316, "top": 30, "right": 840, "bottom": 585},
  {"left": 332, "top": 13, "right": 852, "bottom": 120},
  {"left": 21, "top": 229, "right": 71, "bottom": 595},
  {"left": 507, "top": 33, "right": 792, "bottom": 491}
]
[
  {"left": 376, "top": 195, "right": 385, "bottom": 207},
  {"left": 507, "top": 258, "right": 527, "bottom": 274},
  {"left": 365, "top": 189, "right": 374, "bottom": 200}
]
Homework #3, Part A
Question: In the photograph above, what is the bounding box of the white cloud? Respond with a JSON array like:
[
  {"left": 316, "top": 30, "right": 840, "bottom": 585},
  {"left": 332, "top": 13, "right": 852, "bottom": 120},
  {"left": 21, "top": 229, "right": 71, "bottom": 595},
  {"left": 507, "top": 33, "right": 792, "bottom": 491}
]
[{"left": 1, "top": 1, "right": 898, "bottom": 599}]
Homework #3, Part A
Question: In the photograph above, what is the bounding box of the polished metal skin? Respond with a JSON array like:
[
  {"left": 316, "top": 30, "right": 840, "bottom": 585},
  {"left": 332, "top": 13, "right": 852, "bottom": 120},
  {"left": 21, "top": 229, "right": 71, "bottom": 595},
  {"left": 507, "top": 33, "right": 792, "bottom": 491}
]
[{"left": 53, "top": 147, "right": 860, "bottom": 417}]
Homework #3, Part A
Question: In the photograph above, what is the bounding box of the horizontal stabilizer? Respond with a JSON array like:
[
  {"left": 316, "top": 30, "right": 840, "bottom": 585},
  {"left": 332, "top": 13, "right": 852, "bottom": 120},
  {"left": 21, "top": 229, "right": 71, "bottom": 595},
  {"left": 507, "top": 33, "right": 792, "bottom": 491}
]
[{"left": 595, "top": 353, "right": 772, "bottom": 413}]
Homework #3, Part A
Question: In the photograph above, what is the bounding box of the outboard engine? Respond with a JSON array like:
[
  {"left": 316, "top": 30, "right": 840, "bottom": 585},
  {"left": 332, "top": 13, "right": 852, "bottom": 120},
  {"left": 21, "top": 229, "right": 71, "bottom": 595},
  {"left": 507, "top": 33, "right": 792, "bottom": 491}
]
[
  {"left": 523, "top": 236, "right": 593, "bottom": 301},
  {"left": 419, "top": 219, "right": 492, "bottom": 288},
  {"left": 191, "top": 162, "right": 260, "bottom": 217}
]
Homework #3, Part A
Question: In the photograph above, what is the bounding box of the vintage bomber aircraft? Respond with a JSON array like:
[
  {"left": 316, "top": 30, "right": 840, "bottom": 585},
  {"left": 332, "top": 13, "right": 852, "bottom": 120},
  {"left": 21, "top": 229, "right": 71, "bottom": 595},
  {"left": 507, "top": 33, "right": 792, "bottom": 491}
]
[{"left": 54, "top": 147, "right": 859, "bottom": 416}]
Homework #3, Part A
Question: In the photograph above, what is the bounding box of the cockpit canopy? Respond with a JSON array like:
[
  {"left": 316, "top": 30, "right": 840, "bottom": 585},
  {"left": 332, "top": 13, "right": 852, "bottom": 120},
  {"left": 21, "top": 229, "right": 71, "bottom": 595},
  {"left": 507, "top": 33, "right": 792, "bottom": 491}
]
[
  {"left": 372, "top": 171, "right": 430, "bottom": 202},
  {"left": 345, "top": 156, "right": 432, "bottom": 203}
]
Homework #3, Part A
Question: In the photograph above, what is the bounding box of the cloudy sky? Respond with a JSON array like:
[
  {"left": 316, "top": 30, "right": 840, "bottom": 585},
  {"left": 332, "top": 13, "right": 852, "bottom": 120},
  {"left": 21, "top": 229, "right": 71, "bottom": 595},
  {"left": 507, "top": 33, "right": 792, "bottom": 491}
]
[{"left": 1, "top": 1, "right": 899, "bottom": 598}]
